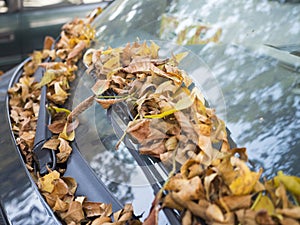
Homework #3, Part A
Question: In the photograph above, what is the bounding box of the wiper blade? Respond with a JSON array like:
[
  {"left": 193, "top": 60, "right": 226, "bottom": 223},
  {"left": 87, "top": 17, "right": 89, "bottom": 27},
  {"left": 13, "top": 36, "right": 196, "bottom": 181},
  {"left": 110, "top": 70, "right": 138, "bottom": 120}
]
[
  {"left": 33, "top": 68, "right": 56, "bottom": 176},
  {"left": 107, "top": 101, "right": 182, "bottom": 225},
  {"left": 32, "top": 66, "right": 123, "bottom": 211}
]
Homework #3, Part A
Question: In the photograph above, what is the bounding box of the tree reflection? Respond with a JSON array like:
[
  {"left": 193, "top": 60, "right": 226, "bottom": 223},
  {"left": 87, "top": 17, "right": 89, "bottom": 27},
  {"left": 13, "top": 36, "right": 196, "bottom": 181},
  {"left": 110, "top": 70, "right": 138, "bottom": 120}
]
[{"left": 199, "top": 44, "right": 300, "bottom": 178}]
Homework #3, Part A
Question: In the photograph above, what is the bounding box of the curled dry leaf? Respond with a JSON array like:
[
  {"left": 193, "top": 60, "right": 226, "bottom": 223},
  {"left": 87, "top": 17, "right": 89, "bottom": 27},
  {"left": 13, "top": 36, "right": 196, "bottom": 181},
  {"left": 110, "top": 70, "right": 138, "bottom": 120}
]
[
  {"left": 38, "top": 170, "right": 60, "bottom": 193},
  {"left": 61, "top": 201, "right": 85, "bottom": 224},
  {"left": 82, "top": 202, "right": 112, "bottom": 218},
  {"left": 42, "top": 138, "right": 61, "bottom": 150},
  {"left": 57, "top": 138, "right": 72, "bottom": 163}
]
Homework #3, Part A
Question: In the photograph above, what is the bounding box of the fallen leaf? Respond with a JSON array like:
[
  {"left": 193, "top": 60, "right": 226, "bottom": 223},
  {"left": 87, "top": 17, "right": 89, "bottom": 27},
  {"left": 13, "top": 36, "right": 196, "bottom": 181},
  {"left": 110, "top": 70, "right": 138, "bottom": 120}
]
[
  {"left": 273, "top": 171, "right": 300, "bottom": 196},
  {"left": 205, "top": 204, "right": 225, "bottom": 223},
  {"left": 276, "top": 207, "right": 300, "bottom": 219},
  {"left": 42, "top": 138, "right": 61, "bottom": 150},
  {"left": 61, "top": 201, "right": 85, "bottom": 224},
  {"left": 92, "top": 79, "right": 110, "bottom": 96},
  {"left": 229, "top": 158, "right": 262, "bottom": 195},
  {"left": 220, "top": 195, "right": 252, "bottom": 211},
  {"left": 38, "top": 170, "right": 60, "bottom": 193},
  {"left": 53, "top": 197, "right": 69, "bottom": 212},
  {"left": 252, "top": 194, "right": 275, "bottom": 215}
]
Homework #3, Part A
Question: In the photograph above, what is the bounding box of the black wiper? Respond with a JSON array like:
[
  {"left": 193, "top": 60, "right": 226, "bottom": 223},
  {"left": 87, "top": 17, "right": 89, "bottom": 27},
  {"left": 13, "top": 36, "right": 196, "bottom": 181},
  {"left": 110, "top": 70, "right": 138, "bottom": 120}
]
[
  {"left": 32, "top": 67, "right": 123, "bottom": 211},
  {"left": 33, "top": 68, "right": 56, "bottom": 176},
  {"left": 106, "top": 91, "right": 237, "bottom": 225},
  {"left": 107, "top": 100, "right": 184, "bottom": 225}
]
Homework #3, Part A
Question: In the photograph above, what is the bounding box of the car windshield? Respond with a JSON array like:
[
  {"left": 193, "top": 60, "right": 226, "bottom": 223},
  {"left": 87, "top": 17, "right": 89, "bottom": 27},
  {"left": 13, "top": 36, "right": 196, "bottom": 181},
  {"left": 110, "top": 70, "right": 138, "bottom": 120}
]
[{"left": 71, "top": 0, "right": 300, "bottom": 223}]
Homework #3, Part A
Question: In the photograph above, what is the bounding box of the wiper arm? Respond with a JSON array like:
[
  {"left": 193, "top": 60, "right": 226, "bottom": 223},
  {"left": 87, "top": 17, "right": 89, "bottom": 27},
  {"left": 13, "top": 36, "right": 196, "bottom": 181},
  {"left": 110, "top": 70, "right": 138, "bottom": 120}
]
[
  {"left": 32, "top": 66, "right": 123, "bottom": 211},
  {"left": 107, "top": 100, "right": 183, "bottom": 225},
  {"left": 33, "top": 68, "right": 56, "bottom": 176}
]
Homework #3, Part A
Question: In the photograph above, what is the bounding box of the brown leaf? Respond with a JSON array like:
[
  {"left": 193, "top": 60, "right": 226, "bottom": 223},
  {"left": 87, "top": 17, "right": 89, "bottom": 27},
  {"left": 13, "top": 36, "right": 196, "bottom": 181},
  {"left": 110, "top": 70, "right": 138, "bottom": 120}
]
[
  {"left": 61, "top": 201, "right": 85, "bottom": 224},
  {"left": 174, "top": 111, "right": 198, "bottom": 143},
  {"left": 51, "top": 178, "right": 69, "bottom": 198},
  {"left": 235, "top": 209, "right": 257, "bottom": 225},
  {"left": 152, "top": 63, "right": 182, "bottom": 85},
  {"left": 48, "top": 120, "right": 66, "bottom": 134},
  {"left": 94, "top": 97, "right": 125, "bottom": 109},
  {"left": 162, "top": 194, "right": 184, "bottom": 211},
  {"left": 182, "top": 210, "right": 192, "bottom": 225},
  {"left": 57, "top": 138, "right": 72, "bottom": 163},
  {"left": 165, "top": 175, "right": 203, "bottom": 201},
  {"left": 91, "top": 216, "right": 112, "bottom": 225},
  {"left": 169, "top": 194, "right": 208, "bottom": 220},
  {"left": 143, "top": 197, "right": 160, "bottom": 225},
  {"left": 180, "top": 158, "right": 203, "bottom": 179},
  {"left": 67, "top": 95, "right": 94, "bottom": 122},
  {"left": 53, "top": 197, "right": 69, "bottom": 212},
  {"left": 205, "top": 204, "right": 225, "bottom": 223},
  {"left": 127, "top": 119, "right": 151, "bottom": 143},
  {"left": 139, "top": 141, "right": 166, "bottom": 157},
  {"left": 276, "top": 207, "right": 300, "bottom": 219},
  {"left": 255, "top": 210, "right": 276, "bottom": 225},
  {"left": 20, "top": 131, "right": 35, "bottom": 148},
  {"left": 123, "top": 59, "right": 152, "bottom": 74},
  {"left": 91, "top": 79, "right": 110, "bottom": 96},
  {"left": 42, "top": 138, "right": 61, "bottom": 150},
  {"left": 165, "top": 136, "right": 178, "bottom": 151},
  {"left": 43, "top": 36, "right": 55, "bottom": 50},
  {"left": 67, "top": 41, "right": 86, "bottom": 61},
  {"left": 280, "top": 217, "right": 300, "bottom": 225},
  {"left": 82, "top": 202, "right": 112, "bottom": 218},
  {"left": 61, "top": 177, "right": 77, "bottom": 196},
  {"left": 219, "top": 195, "right": 252, "bottom": 211},
  {"left": 113, "top": 204, "right": 134, "bottom": 222}
]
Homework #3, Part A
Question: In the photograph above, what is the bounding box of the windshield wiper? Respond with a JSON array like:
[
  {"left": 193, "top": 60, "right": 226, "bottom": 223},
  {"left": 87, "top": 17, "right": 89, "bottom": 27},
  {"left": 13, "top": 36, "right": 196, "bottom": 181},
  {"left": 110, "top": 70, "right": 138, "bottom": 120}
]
[
  {"left": 32, "top": 66, "right": 123, "bottom": 211},
  {"left": 33, "top": 68, "right": 56, "bottom": 176}
]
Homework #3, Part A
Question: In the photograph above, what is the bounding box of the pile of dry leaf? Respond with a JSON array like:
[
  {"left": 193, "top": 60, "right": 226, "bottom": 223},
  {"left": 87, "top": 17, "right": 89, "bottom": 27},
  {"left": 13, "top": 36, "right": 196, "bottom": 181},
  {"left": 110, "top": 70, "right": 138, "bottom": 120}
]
[
  {"left": 8, "top": 8, "right": 141, "bottom": 225},
  {"left": 8, "top": 5, "right": 300, "bottom": 225},
  {"left": 83, "top": 42, "right": 300, "bottom": 225}
]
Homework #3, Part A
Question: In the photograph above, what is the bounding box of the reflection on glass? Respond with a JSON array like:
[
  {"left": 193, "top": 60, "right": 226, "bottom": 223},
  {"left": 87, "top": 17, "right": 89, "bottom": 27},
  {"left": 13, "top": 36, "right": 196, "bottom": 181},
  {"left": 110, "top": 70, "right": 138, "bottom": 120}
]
[
  {"left": 76, "top": 0, "right": 300, "bottom": 223},
  {"left": 199, "top": 44, "right": 300, "bottom": 178}
]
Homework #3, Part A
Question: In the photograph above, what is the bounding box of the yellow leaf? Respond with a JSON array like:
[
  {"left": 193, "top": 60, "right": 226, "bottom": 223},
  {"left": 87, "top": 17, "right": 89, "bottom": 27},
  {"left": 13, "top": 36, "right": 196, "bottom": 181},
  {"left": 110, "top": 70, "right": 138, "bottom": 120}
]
[
  {"left": 38, "top": 170, "right": 60, "bottom": 193},
  {"left": 51, "top": 106, "right": 71, "bottom": 115},
  {"left": 252, "top": 193, "right": 275, "bottom": 215},
  {"left": 59, "top": 122, "right": 75, "bottom": 141},
  {"left": 170, "top": 51, "right": 189, "bottom": 66},
  {"left": 150, "top": 41, "right": 160, "bottom": 59},
  {"left": 229, "top": 159, "right": 262, "bottom": 195},
  {"left": 143, "top": 108, "right": 177, "bottom": 119},
  {"left": 54, "top": 82, "right": 68, "bottom": 98},
  {"left": 273, "top": 171, "right": 300, "bottom": 196},
  {"left": 230, "top": 171, "right": 261, "bottom": 195}
]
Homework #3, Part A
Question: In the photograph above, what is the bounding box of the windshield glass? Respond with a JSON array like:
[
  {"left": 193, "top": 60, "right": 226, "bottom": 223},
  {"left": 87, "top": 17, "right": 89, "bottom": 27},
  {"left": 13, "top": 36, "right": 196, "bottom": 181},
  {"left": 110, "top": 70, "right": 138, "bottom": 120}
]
[{"left": 73, "top": 0, "right": 300, "bottom": 223}]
